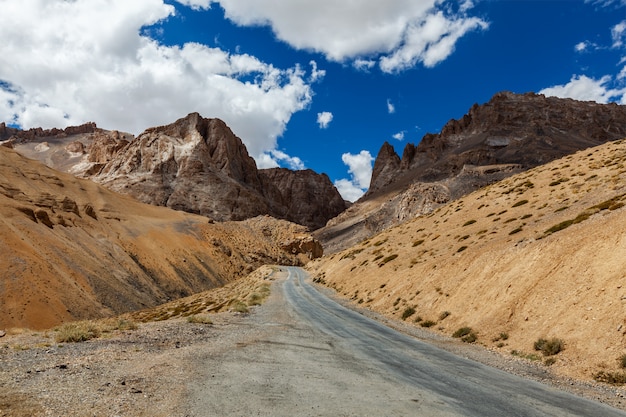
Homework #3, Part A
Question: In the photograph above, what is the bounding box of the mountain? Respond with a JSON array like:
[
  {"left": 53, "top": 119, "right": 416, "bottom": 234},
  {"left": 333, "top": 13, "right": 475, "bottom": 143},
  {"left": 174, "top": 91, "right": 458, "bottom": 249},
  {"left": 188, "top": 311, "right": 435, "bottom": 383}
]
[
  {"left": 5, "top": 113, "right": 348, "bottom": 230},
  {"left": 308, "top": 137, "right": 626, "bottom": 382},
  {"left": 0, "top": 146, "right": 320, "bottom": 330},
  {"left": 316, "top": 92, "right": 626, "bottom": 253}
]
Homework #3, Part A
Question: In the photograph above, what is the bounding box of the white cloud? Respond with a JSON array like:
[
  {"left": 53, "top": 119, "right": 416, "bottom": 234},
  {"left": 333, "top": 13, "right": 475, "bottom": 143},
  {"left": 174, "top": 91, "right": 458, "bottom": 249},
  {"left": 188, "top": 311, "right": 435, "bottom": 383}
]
[
  {"left": 334, "top": 178, "right": 367, "bottom": 203},
  {"left": 392, "top": 131, "right": 406, "bottom": 141},
  {"left": 353, "top": 59, "right": 376, "bottom": 72},
  {"left": 0, "top": 0, "right": 314, "bottom": 167},
  {"left": 575, "top": 41, "right": 590, "bottom": 52},
  {"left": 334, "top": 150, "right": 374, "bottom": 201},
  {"left": 612, "top": 21, "right": 626, "bottom": 48},
  {"left": 379, "top": 11, "right": 488, "bottom": 72},
  {"left": 174, "top": 0, "right": 211, "bottom": 10},
  {"left": 539, "top": 74, "right": 626, "bottom": 104},
  {"left": 309, "top": 60, "right": 326, "bottom": 82},
  {"left": 387, "top": 99, "right": 396, "bottom": 114},
  {"left": 215, "top": 0, "right": 488, "bottom": 72},
  {"left": 317, "top": 111, "right": 334, "bottom": 129}
]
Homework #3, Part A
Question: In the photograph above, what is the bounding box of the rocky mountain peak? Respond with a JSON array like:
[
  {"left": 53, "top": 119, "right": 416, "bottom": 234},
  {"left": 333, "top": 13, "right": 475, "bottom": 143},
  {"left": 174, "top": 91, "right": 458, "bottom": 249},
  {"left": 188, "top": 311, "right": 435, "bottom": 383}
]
[
  {"left": 366, "top": 92, "right": 626, "bottom": 197},
  {"left": 370, "top": 142, "right": 401, "bottom": 192}
]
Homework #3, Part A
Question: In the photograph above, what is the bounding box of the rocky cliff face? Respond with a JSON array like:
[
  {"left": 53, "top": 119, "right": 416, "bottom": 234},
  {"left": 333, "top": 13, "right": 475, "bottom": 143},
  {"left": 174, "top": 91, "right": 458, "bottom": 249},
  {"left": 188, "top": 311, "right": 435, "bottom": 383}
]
[
  {"left": 259, "top": 168, "right": 348, "bottom": 230},
  {"left": 10, "top": 113, "right": 347, "bottom": 230},
  {"left": 368, "top": 92, "right": 626, "bottom": 196}
]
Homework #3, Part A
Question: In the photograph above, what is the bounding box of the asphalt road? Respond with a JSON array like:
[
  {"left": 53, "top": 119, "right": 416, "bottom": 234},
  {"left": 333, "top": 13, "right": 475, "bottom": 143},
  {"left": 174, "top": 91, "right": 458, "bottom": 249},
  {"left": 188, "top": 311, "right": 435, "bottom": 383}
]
[{"left": 187, "top": 267, "right": 626, "bottom": 416}]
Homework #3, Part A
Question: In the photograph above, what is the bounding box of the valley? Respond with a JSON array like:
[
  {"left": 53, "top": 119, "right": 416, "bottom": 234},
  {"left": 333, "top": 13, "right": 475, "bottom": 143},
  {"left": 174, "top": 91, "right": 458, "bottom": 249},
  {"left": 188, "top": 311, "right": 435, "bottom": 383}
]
[{"left": 3, "top": 92, "right": 626, "bottom": 414}]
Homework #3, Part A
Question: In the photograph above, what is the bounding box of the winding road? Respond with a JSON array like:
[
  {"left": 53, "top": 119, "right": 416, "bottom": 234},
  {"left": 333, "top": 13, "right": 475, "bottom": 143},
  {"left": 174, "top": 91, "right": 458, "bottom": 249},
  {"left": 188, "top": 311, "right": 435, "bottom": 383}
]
[{"left": 187, "top": 267, "right": 626, "bottom": 416}]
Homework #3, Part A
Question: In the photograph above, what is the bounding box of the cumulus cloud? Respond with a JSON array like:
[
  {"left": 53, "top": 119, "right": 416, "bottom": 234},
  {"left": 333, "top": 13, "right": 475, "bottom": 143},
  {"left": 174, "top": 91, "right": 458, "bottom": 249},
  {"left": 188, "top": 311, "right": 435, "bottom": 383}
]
[
  {"left": 387, "top": 99, "right": 396, "bottom": 114},
  {"left": 539, "top": 74, "right": 626, "bottom": 104},
  {"left": 214, "top": 0, "right": 488, "bottom": 72},
  {"left": 334, "top": 150, "right": 374, "bottom": 201},
  {"left": 317, "top": 112, "right": 334, "bottom": 129},
  {"left": 0, "top": 0, "right": 314, "bottom": 168}
]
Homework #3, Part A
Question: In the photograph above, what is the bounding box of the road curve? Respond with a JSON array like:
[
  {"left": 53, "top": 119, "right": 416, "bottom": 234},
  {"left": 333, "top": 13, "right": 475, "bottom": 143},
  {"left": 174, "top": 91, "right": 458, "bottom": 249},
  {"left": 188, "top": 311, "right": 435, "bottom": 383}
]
[{"left": 187, "top": 267, "right": 626, "bottom": 416}]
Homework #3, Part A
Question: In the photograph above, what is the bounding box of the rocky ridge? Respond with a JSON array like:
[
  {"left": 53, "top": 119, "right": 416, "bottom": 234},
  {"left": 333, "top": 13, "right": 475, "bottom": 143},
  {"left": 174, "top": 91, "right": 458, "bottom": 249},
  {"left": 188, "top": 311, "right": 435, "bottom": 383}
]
[
  {"left": 316, "top": 92, "right": 626, "bottom": 253},
  {"left": 7, "top": 114, "right": 347, "bottom": 230}
]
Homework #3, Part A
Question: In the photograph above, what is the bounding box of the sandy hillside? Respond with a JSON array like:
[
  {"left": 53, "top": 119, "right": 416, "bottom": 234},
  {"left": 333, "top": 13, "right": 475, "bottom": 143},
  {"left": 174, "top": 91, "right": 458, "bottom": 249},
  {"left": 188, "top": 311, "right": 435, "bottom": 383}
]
[
  {"left": 308, "top": 138, "right": 626, "bottom": 382},
  {"left": 0, "top": 147, "right": 315, "bottom": 330}
]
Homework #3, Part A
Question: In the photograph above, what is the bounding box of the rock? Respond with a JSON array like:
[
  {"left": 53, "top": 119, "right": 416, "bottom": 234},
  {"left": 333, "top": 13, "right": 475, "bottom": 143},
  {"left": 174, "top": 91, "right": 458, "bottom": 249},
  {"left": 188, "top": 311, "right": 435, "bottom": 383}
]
[
  {"left": 0, "top": 330, "right": 5, "bottom": 337},
  {"left": 259, "top": 168, "right": 348, "bottom": 230},
  {"left": 369, "top": 142, "right": 401, "bottom": 193},
  {"left": 281, "top": 235, "right": 324, "bottom": 259},
  {"left": 85, "top": 113, "right": 347, "bottom": 229}
]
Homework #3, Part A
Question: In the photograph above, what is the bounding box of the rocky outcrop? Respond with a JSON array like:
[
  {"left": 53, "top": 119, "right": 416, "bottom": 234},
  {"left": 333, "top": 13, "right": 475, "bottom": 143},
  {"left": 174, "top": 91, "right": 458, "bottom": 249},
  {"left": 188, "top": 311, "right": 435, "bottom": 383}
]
[
  {"left": 80, "top": 113, "right": 347, "bottom": 229},
  {"left": 3, "top": 122, "right": 98, "bottom": 144},
  {"left": 0, "top": 122, "right": 19, "bottom": 142},
  {"left": 368, "top": 92, "right": 626, "bottom": 196},
  {"left": 259, "top": 168, "right": 348, "bottom": 230}
]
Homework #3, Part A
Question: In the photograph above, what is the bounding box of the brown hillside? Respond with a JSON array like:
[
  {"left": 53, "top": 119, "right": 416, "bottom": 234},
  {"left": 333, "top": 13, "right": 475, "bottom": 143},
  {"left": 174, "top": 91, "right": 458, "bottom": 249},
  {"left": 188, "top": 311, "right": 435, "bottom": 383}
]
[
  {"left": 0, "top": 147, "right": 317, "bottom": 330},
  {"left": 308, "top": 138, "right": 626, "bottom": 382}
]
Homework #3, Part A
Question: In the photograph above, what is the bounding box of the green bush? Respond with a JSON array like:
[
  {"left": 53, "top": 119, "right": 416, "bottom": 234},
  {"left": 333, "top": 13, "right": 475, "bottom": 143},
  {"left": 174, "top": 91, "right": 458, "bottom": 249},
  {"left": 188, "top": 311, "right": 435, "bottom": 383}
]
[{"left": 420, "top": 320, "right": 436, "bottom": 328}]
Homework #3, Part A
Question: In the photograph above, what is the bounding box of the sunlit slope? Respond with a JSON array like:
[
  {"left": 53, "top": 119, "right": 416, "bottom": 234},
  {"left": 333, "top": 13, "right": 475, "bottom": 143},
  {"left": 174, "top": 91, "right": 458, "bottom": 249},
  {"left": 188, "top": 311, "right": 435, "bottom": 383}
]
[
  {"left": 309, "top": 138, "right": 626, "bottom": 380},
  {"left": 0, "top": 147, "right": 305, "bottom": 329}
]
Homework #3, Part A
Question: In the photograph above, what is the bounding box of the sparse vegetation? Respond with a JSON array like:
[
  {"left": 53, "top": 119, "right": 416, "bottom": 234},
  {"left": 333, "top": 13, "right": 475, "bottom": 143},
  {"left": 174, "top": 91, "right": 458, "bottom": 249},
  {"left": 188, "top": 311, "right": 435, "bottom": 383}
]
[
  {"left": 511, "top": 350, "right": 542, "bottom": 362},
  {"left": 420, "top": 320, "right": 436, "bottom": 328},
  {"left": 452, "top": 327, "right": 478, "bottom": 343},
  {"left": 378, "top": 254, "right": 398, "bottom": 267},
  {"left": 463, "top": 220, "right": 477, "bottom": 226},
  {"left": 439, "top": 311, "right": 451, "bottom": 321},
  {"left": 534, "top": 337, "right": 564, "bottom": 356},
  {"left": 401, "top": 307, "right": 416, "bottom": 320},
  {"left": 412, "top": 239, "right": 425, "bottom": 247},
  {"left": 230, "top": 300, "right": 249, "bottom": 314},
  {"left": 55, "top": 321, "right": 102, "bottom": 343},
  {"left": 594, "top": 371, "right": 626, "bottom": 385},
  {"left": 452, "top": 327, "right": 472, "bottom": 338},
  {"left": 512, "top": 199, "right": 528, "bottom": 207}
]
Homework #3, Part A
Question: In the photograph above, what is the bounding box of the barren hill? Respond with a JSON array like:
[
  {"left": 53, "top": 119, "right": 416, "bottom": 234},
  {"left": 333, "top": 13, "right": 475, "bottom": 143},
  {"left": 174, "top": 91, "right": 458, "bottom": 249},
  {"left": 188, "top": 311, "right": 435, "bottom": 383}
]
[
  {"left": 5, "top": 113, "right": 347, "bottom": 230},
  {"left": 316, "top": 92, "right": 626, "bottom": 253},
  {"left": 0, "top": 146, "right": 319, "bottom": 330},
  {"left": 308, "top": 137, "right": 626, "bottom": 382}
]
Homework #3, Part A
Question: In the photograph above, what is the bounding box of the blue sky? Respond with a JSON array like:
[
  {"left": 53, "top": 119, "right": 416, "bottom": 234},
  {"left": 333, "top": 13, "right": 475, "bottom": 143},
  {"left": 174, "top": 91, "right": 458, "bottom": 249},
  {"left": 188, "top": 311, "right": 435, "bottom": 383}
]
[{"left": 1, "top": 1, "right": 626, "bottom": 200}]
